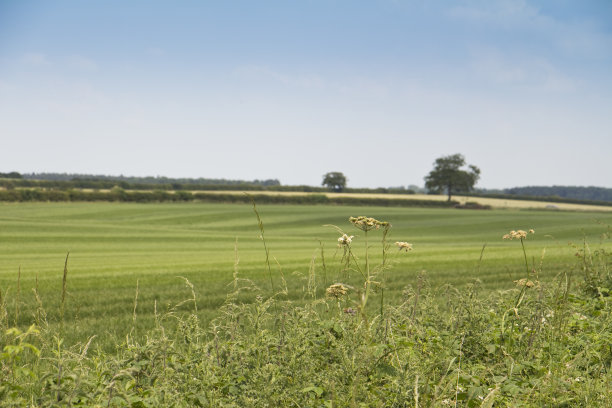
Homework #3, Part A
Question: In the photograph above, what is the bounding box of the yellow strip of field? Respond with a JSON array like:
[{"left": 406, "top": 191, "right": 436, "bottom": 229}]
[{"left": 190, "top": 190, "right": 612, "bottom": 212}]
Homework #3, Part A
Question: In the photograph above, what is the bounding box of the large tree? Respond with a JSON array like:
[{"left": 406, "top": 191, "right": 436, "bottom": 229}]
[
  {"left": 424, "top": 154, "right": 480, "bottom": 201},
  {"left": 322, "top": 172, "right": 347, "bottom": 192}
]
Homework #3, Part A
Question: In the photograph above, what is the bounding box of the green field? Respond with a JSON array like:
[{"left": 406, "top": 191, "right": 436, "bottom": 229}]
[
  {"left": 1, "top": 201, "right": 610, "bottom": 346},
  {"left": 2, "top": 201, "right": 612, "bottom": 406}
]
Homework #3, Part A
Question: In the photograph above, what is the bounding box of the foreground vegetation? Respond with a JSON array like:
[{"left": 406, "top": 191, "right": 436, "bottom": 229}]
[{"left": 1, "top": 202, "right": 611, "bottom": 406}]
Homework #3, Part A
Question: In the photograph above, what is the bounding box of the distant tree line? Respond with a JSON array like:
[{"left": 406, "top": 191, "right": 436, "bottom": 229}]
[
  {"left": 4, "top": 170, "right": 611, "bottom": 204},
  {"left": 0, "top": 172, "right": 22, "bottom": 179},
  {"left": 502, "top": 186, "right": 612, "bottom": 203},
  {"left": 0, "top": 177, "right": 417, "bottom": 195},
  {"left": 0, "top": 188, "right": 452, "bottom": 207},
  {"left": 22, "top": 172, "right": 281, "bottom": 186}
]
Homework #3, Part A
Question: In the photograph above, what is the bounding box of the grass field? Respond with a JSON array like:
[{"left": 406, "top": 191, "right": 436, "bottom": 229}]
[
  {"left": 1, "top": 201, "right": 610, "bottom": 347},
  {"left": 1, "top": 201, "right": 611, "bottom": 406}
]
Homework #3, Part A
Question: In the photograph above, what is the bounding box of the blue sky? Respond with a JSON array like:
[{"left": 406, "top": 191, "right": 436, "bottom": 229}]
[{"left": 1, "top": 0, "right": 611, "bottom": 188}]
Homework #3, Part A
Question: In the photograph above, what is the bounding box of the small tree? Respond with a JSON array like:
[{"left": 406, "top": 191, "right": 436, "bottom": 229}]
[
  {"left": 424, "top": 154, "right": 480, "bottom": 201},
  {"left": 322, "top": 172, "right": 347, "bottom": 192}
]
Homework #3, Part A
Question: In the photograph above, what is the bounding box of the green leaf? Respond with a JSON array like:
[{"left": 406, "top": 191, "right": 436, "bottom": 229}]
[
  {"left": 130, "top": 400, "right": 147, "bottom": 408},
  {"left": 377, "top": 363, "right": 397, "bottom": 376},
  {"left": 301, "top": 386, "right": 324, "bottom": 397}
]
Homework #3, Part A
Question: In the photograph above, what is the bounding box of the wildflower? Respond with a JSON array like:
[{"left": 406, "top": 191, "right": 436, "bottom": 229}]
[
  {"left": 395, "top": 241, "right": 413, "bottom": 252},
  {"left": 326, "top": 283, "right": 349, "bottom": 299},
  {"left": 502, "top": 229, "right": 535, "bottom": 240},
  {"left": 514, "top": 278, "right": 538, "bottom": 288},
  {"left": 337, "top": 233, "right": 354, "bottom": 247},
  {"left": 349, "top": 216, "right": 389, "bottom": 232}
]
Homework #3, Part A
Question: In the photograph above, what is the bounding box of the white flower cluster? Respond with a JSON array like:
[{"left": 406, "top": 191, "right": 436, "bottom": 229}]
[
  {"left": 337, "top": 234, "right": 354, "bottom": 246},
  {"left": 395, "top": 241, "right": 413, "bottom": 252}
]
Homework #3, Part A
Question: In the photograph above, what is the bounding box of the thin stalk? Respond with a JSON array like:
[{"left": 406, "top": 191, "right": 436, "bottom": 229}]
[
  {"left": 15, "top": 266, "right": 21, "bottom": 326},
  {"left": 348, "top": 249, "right": 366, "bottom": 280},
  {"left": 318, "top": 240, "right": 327, "bottom": 287},
  {"left": 476, "top": 244, "right": 487, "bottom": 276},
  {"left": 249, "top": 195, "right": 274, "bottom": 295},
  {"left": 132, "top": 279, "right": 139, "bottom": 328},
  {"left": 380, "top": 287, "right": 384, "bottom": 317},
  {"left": 361, "top": 229, "right": 372, "bottom": 322},
  {"left": 365, "top": 229, "right": 369, "bottom": 278},
  {"left": 380, "top": 224, "right": 390, "bottom": 318},
  {"left": 60, "top": 253, "right": 69, "bottom": 336},
  {"left": 0, "top": 288, "right": 4, "bottom": 329},
  {"left": 520, "top": 238, "right": 529, "bottom": 277},
  {"left": 307, "top": 253, "right": 317, "bottom": 299},
  {"left": 233, "top": 237, "right": 239, "bottom": 291}
]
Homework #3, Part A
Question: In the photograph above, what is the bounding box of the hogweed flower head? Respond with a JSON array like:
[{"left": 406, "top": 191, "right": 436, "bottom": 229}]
[
  {"left": 349, "top": 216, "right": 390, "bottom": 232},
  {"left": 337, "top": 234, "right": 354, "bottom": 247},
  {"left": 326, "top": 283, "right": 349, "bottom": 299},
  {"left": 395, "top": 241, "right": 413, "bottom": 252},
  {"left": 514, "top": 278, "right": 539, "bottom": 289},
  {"left": 502, "top": 229, "right": 535, "bottom": 240}
]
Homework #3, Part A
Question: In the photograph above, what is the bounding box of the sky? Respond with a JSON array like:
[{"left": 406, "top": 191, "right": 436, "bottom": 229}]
[{"left": 1, "top": 0, "right": 611, "bottom": 189}]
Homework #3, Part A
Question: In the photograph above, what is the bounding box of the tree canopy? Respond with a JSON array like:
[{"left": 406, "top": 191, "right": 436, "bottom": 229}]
[
  {"left": 322, "top": 172, "right": 347, "bottom": 192},
  {"left": 0, "top": 172, "right": 22, "bottom": 179},
  {"left": 424, "top": 154, "right": 480, "bottom": 201}
]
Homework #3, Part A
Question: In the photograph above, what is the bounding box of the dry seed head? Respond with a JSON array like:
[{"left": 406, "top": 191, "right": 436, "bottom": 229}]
[
  {"left": 395, "top": 241, "right": 413, "bottom": 252},
  {"left": 326, "top": 283, "right": 349, "bottom": 299},
  {"left": 349, "top": 216, "right": 389, "bottom": 232},
  {"left": 337, "top": 234, "right": 354, "bottom": 247},
  {"left": 502, "top": 229, "right": 535, "bottom": 240},
  {"left": 514, "top": 278, "right": 538, "bottom": 288}
]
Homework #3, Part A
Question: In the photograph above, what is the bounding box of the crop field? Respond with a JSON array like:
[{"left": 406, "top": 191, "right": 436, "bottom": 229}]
[
  {"left": 183, "top": 190, "right": 612, "bottom": 211},
  {"left": 1, "top": 201, "right": 610, "bottom": 344},
  {"left": 1, "top": 201, "right": 611, "bottom": 406}
]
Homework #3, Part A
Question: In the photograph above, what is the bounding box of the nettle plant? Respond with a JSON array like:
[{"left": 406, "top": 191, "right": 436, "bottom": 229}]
[{"left": 327, "top": 216, "right": 412, "bottom": 321}]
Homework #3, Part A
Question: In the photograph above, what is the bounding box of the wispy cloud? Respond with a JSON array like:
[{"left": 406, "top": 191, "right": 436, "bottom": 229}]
[
  {"left": 20, "top": 53, "right": 99, "bottom": 71},
  {"left": 66, "top": 55, "right": 98, "bottom": 71},
  {"left": 21, "top": 52, "right": 51, "bottom": 66},
  {"left": 232, "top": 65, "right": 325, "bottom": 89},
  {"left": 469, "top": 47, "right": 578, "bottom": 92},
  {"left": 447, "top": 0, "right": 538, "bottom": 23},
  {"left": 447, "top": 0, "right": 612, "bottom": 59}
]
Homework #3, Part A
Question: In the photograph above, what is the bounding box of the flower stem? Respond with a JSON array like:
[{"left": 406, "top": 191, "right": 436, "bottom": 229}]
[{"left": 520, "top": 238, "right": 530, "bottom": 277}]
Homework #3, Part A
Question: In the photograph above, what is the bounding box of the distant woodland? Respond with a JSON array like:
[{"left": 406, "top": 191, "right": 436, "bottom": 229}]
[
  {"left": 19, "top": 172, "right": 281, "bottom": 186},
  {"left": 503, "top": 186, "right": 612, "bottom": 203}
]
